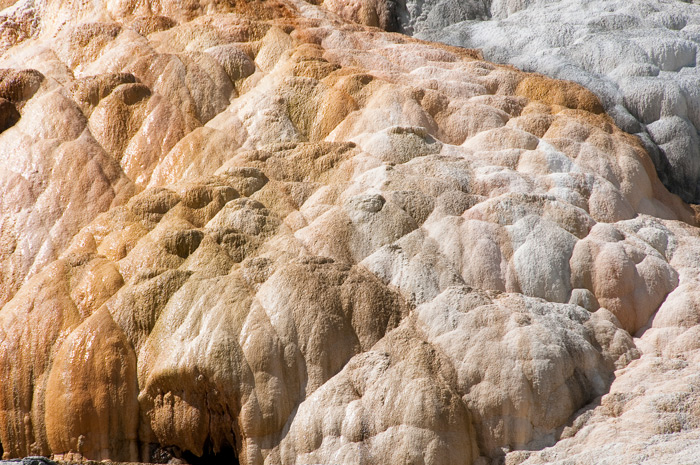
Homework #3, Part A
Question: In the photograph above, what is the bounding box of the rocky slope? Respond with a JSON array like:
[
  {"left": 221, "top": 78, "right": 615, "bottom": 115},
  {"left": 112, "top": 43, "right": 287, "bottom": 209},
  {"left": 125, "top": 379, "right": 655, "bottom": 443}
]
[{"left": 1, "top": 0, "right": 700, "bottom": 464}]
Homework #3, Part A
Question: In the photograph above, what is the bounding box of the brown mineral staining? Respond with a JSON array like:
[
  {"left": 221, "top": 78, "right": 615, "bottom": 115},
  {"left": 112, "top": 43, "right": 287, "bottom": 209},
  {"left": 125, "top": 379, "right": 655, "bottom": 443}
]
[
  {"left": 516, "top": 74, "right": 605, "bottom": 115},
  {"left": 46, "top": 308, "right": 139, "bottom": 463},
  {"left": 1, "top": 0, "right": 700, "bottom": 464},
  {"left": 0, "top": 69, "right": 43, "bottom": 105},
  {"left": 323, "top": 0, "right": 402, "bottom": 31},
  {"left": 68, "top": 73, "right": 138, "bottom": 116},
  {"left": 0, "top": 97, "right": 19, "bottom": 132},
  {"left": 129, "top": 16, "right": 177, "bottom": 36}
]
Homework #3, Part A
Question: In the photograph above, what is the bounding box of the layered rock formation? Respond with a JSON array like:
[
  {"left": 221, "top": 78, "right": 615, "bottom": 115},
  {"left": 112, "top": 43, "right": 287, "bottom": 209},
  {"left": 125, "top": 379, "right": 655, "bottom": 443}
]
[
  {"left": 1, "top": 0, "right": 700, "bottom": 464},
  {"left": 329, "top": 0, "right": 700, "bottom": 204}
]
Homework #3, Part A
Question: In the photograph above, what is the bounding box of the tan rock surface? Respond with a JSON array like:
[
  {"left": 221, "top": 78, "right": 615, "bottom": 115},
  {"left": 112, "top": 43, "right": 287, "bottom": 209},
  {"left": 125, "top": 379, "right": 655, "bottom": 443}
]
[{"left": 1, "top": 1, "right": 699, "bottom": 464}]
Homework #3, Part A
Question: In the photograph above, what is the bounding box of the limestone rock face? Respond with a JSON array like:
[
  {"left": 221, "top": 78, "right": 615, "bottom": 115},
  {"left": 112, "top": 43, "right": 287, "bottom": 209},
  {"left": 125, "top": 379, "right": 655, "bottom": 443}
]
[
  {"left": 1, "top": 1, "right": 700, "bottom": 464},
  {"left": 360, "top": 0, "right": 700, "bottom": 204}
]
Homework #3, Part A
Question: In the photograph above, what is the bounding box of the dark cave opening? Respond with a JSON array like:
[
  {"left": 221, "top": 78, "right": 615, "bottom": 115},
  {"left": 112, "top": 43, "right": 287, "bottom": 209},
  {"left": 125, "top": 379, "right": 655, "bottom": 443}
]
[
  {"left": 181, "top": 442, "right": 238, "bottom": 465},
  {"left": 150, "top": 439, "right": 239, "bottom": 465}
]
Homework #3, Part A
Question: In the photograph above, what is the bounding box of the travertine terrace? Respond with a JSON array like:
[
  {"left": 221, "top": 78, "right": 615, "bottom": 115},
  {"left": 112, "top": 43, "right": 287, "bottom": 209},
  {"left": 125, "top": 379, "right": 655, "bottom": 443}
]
[
  {"left": 347, "top": 0, "right": 700, "bottom": 204},
  {"left": 1, "top": 0, "right": 699, "bottom": 464}
]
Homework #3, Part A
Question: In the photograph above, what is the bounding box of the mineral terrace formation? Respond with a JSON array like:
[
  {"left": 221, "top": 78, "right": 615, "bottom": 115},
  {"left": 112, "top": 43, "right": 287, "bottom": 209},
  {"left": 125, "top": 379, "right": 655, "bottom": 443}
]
[
  {"left": 332, "top": 0, "right": 700, "bottom": 204},
  {"left": 0, "top": 0, "right": 699, "bottom": 464}
]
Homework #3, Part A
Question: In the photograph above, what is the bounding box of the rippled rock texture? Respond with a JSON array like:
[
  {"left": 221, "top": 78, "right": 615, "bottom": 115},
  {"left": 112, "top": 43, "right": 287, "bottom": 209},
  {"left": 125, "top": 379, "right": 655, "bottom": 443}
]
[
  {"left": 1, "top": 0, "right": 700, "bottom": 464},
  {"left": 332, "top": 0, "right": 700, "bottom": 204}
]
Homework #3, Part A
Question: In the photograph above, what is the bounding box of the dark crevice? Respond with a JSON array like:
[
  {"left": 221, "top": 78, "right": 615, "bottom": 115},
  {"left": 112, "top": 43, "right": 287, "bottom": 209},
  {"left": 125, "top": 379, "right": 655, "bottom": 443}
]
[
  {"left": 149, "top": 444, "right": 177, "bottom": 463},
  {"left": 0, "top": 98, "right": 20, "bottom": 132},
  {"left": 149, "top": 439, "right": 239, "bottom": 465},
  {"left": 181, "top": 440, "right": 238, "bottom": 465}
]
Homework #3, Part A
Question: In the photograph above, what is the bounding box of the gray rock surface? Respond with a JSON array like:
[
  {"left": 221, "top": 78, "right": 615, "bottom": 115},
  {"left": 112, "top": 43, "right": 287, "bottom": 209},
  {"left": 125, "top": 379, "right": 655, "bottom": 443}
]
[{"left": 0, "top": 457, "right": 58, "bottom": 465}]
